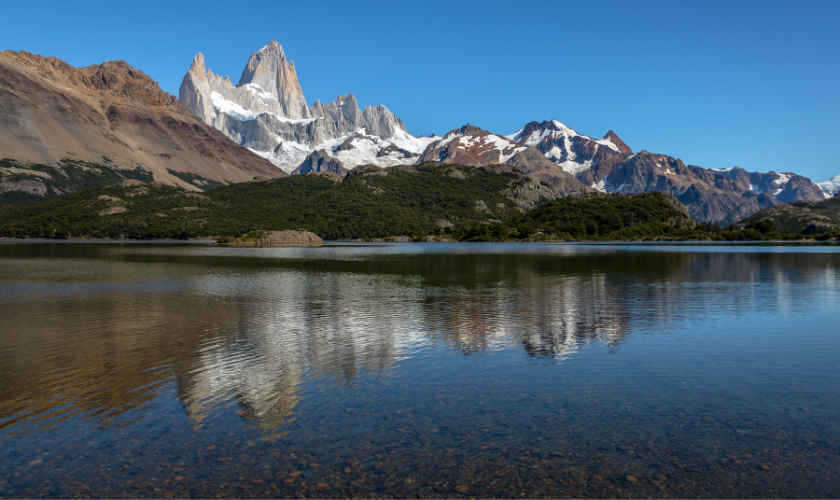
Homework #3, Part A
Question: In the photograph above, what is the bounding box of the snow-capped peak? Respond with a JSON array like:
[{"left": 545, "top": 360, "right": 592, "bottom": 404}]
[
  {"left": 506, "top": 119, "right": 622, "bottom": 153},
  {"left": 418, "top": 125, "right": 527, "bottom": 165},
  {"left": 817, "top": 173, "right": 840, "bottom": 198},
  {"left": 550, "top": 120, "right": 581, "bottom": 137},
  {"left": 503, "top": 120, "right": 631, "bottom": 178}
]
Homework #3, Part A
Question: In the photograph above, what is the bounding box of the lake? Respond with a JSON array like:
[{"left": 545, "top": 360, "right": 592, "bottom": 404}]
[{"left": 0, "top": 241, "right": 839, "bottom": 498}]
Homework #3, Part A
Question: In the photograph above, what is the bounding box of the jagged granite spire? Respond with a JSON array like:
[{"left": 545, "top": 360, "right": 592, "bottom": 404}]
[
  {"left": 178, "top": 53, "right": 214, "bottom": 122},
  {"left": 237, "top": 40, "right": 310, "bottom": 119}
]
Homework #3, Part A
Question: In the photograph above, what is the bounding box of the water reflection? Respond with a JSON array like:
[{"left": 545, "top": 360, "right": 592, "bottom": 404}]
[{"left": 1, "top": 244, "right": 837, "bottom": 439}]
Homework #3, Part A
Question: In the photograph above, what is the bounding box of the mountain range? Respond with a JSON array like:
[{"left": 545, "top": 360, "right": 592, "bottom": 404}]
[
  {"left": 178, "top": 41, "right": 436, "bottom": 173},
  {"left": 0, "top": 41, "right": 837, "bottom": 226}
]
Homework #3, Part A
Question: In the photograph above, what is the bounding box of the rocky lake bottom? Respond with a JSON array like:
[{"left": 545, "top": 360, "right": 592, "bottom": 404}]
[{"left": 0, "top": 241, "right": 839, "bottom": 498}]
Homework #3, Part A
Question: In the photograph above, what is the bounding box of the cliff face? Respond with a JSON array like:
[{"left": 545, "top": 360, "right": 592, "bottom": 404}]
[
  {"left": 0, "top": 50, "right": 284, "bottom": 200},
  {"left": 238, "top": 41, "right": 310, "bottom": 120}
]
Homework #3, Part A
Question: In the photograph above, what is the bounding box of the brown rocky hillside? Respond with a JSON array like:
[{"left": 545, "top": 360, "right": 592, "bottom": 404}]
[{"left": 0, "top": 50, "right": 284, "bottom": 200}]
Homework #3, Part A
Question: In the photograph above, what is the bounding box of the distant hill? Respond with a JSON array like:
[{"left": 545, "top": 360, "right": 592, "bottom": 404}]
[
  {"left": 737, "top": 195, "right": 840, "bottom": 236},
  {"left": 2, "top": 162, "right": 815, "bottom": 242}
]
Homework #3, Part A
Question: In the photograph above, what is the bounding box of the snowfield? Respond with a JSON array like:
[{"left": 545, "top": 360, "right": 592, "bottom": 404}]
[
  {"left": 249, "top": 128, "right": 439, "bottom": 173},
  {"left": 817, "top": 174, "right": 840, "bottom": 198}
]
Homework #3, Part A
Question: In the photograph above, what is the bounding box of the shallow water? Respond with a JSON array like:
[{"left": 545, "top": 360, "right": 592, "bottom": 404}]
[{"left": 0, "top": 241, "right": 839, "bottom": 498}]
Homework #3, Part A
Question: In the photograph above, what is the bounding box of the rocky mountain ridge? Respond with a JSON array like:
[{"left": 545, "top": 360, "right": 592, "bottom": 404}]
[
  {"left": 598, "top": 151, "right": 780, "bottom": 224},
  {"left": 506, "top": 120, "right": 631, "bottom": 186},
  {"left": 417, "top": 124, "right": 594, "bottom": 198},
  {"left": 502, "top": 119, "right": 827, "bottom": 224}
]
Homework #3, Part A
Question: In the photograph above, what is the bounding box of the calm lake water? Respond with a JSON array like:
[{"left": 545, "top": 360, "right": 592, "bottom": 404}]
[{"left": 1, "top": 241, "right": 839, "bottom": 499}]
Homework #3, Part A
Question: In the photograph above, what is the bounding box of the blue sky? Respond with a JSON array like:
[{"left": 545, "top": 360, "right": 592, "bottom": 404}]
[{"left": 2, "top": 0, "right": 838, "bottom": 180}]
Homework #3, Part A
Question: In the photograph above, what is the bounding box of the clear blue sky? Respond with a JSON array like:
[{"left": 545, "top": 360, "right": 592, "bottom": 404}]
[{"left": 3, "top": 0, "right": 838, "bottom": 181}]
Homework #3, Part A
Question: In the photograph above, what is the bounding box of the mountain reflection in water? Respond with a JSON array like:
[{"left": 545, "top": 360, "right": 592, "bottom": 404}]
[{"left": 0, "top": 242, "right": 839, "bottom": 498}]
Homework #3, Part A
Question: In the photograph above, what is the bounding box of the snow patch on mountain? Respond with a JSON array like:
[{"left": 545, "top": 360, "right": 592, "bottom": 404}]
[
  {"left": 389, "top": 129, "right": 439, "bottom": 155},
  {"left": 257, "top": 128, "right": 435, "bottom": 174},
  {"left": 596, "top": 136, "right": 622, "bottom": 153},
  {"left": 505, "top": 120, "right": 628, "bottom": 179},
  {"left": 817, "top": 174, "right": 840, "bottom": 198},
  {"left": 772, "top": 173, "right": 791, "bottom": 195},
  {"left": 210, "top": 92, "right": 319, "bottom": 125},
  {"left": 265, "top": 140, "right": 312, "bottom": 172},
  {"left": 556, "top": 158, "right": 594, "bottom": 176},
  {"left": 243, "top": 83, "right": 273, "bottom": 100},
  {"left": 454, "top": 134, "right": 525, "bottom": 162},
  {"left": 591, "top": 176, "right": 626, "bottom": 194},
  {"left": 306, "top": 128, "right": 436, "bottom": 171},
  {"left": 211, "top": 91, "right": 257, "bottom": 121}
]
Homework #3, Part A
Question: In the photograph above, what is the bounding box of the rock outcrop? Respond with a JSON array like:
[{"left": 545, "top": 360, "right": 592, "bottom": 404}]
[
  {"left": 263, "top": 230, "right": 323, "bottom": 245},
  {"left": 292, "top": 150, "right": 347, "bottom": 176},
  {"left": 179, "top": 41, "right": 433, "bottom": 173},
  {"left": 0, "top": 50, "right": 284, "bottom": 201},
  {"left": 220, "top": 230, "right": 324, "bottom": 246}
]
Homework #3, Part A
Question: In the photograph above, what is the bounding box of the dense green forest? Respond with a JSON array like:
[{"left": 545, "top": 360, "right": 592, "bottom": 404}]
[{"left": 0, "top": 163, "right": 834, "bottom": 241}]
